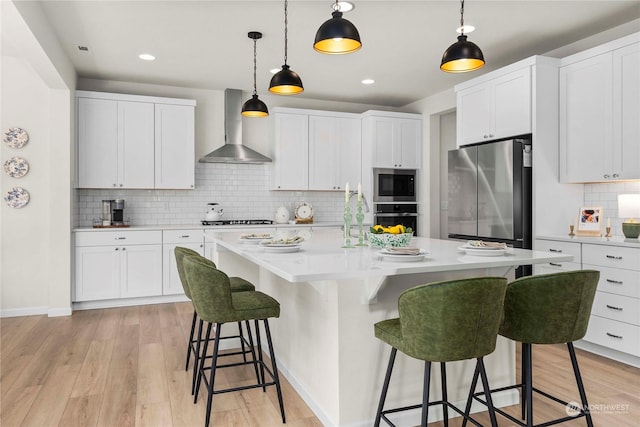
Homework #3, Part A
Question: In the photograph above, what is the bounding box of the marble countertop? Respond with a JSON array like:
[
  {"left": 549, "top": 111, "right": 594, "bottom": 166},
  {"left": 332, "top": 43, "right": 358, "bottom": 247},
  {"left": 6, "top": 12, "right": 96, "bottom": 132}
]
[
  {"left": 73, "top": 222, "right": 346, "bottom": 232},
  {"left": 206, "top": 229, "right": 573, "bottom": 283},
  {"left": 537, "top": 234, "right": 640, "bottom": 248}
]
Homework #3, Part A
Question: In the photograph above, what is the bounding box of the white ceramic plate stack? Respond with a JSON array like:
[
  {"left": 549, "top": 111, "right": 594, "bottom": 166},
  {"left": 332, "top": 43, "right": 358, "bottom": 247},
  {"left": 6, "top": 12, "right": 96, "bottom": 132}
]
[
  {"left": 379, "top": 247, "right": 428, "bottom": 262},
  {"left": 458, "top": 241, "right": 507, "bottom": 256},
  {"left": 260, "top": 236, "right": 305, "bottom": 253},
  {"left": 239, "top": 233, "right": 273, "bottom": 244}
]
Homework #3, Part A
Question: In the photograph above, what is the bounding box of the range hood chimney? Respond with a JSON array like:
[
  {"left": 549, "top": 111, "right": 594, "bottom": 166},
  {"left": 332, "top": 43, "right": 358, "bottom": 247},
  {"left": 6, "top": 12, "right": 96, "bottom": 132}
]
[{"left": 199, "top": 89, "right": 272, "bottom": 164}]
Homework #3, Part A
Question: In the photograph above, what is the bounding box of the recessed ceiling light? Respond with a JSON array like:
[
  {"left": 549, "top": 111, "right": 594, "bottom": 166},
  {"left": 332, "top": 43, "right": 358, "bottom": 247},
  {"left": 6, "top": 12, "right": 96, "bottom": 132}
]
[
  {"left": 456, "top": 25, "right": 475, "bottom": 34},
  {"left": 362, "top": 78, "right": 375, "bottom": 85},
  {"left": 139, "top": 53, "right": 156, "bottom": 61},
  {"left": 337, "top": 2, "right": 354, "bottom": 12}
]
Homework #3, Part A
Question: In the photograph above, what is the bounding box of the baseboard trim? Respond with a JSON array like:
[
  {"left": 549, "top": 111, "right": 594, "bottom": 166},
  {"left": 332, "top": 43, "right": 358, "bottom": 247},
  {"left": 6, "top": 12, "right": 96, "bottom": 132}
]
[
  {"left": 48, "top": 307, "right": 72, "bottom": 317},
  {"left": 575, "top": 339, "right": 640, "bottom": 368},
  {"left": 0, "top": 306, "right": 49, "bottom": 318},
  {"left": 72, "top": 294, "right": 189, "bottom": 311}
]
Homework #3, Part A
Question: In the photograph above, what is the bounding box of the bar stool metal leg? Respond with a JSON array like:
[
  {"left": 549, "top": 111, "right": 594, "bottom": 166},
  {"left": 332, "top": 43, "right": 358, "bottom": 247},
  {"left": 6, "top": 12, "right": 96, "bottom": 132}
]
[
  {"left": 244, "top": 320, "right": 261, "bottom": 385},
  {"left": 421, "top": 361, "right": 432, "bottom": 426},
  {"left": 254, "top": 319, "right": 266, "bottom": 391},
  {"left": 441, "top": 362, "right": 449, "bottom": 427},
  {"left": 524, "top": 343, "right": 533, "bottom": 427},
  {"left": 374, "top": 348, "right": 397, "bottom": 427},
  {"left": 192, "top": 319, "right": 204, "bottom": 395},
  {"left": 568, "top": 343, "right": 594, "bottom": 427},
  {"left": 478, "top": 357, "right": 499, "bottom": 427},
  {"left": 186, "top": 310, "right": 197, "bottom": 371},
  {"left": 264, "top": 319, "right": 286, "bottom": 423},
  {"left": 204, "top": 324, "right": 222, "bottom": 427}
]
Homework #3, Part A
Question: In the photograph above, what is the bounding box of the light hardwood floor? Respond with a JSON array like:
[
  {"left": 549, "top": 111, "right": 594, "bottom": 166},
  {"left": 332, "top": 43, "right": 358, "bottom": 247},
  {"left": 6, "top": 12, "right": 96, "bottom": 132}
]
[{"left": 1, "top": 302, "right": 638, "bottom": 426}]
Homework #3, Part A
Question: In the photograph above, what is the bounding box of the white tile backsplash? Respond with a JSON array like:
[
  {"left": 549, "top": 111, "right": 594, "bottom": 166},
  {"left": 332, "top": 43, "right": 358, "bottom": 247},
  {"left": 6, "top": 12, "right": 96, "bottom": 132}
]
[
  {"left": 584, "top": 182, "right": 640, "bottom": 236},
  {"left": 75, "top": 163, "right": 348, "bottom": 227}
]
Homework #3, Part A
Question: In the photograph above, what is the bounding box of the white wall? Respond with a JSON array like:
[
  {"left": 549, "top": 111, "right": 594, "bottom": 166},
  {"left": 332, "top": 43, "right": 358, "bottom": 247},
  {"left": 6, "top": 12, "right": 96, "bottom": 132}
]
[{"left": 1, "top": 0, "right": 75, "bottom": 317}]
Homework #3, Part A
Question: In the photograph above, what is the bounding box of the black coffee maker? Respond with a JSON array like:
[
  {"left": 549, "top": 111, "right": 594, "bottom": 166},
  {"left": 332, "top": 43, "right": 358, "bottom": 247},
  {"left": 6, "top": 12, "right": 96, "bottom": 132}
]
[{"left": 110, "top": 199, "right": 125, "bottom": 225}]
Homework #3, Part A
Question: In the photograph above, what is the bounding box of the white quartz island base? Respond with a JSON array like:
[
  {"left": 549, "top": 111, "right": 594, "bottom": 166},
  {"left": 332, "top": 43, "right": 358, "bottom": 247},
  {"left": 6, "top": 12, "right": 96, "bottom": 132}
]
[{"left": 206, "top": 229, "right": 573, "bottom": 427}]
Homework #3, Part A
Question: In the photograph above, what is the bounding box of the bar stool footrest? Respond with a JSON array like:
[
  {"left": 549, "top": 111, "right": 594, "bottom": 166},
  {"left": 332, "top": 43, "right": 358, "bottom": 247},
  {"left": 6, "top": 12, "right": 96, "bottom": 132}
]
[{"left": 379, "top": 400, "right": 485, "bottom": 427}]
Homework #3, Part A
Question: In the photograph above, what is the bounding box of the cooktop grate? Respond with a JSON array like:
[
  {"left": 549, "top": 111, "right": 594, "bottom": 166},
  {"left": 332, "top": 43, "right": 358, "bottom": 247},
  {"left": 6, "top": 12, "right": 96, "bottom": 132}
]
[{"left": 201, "top": 219, "right": 275, "bottom": 226}]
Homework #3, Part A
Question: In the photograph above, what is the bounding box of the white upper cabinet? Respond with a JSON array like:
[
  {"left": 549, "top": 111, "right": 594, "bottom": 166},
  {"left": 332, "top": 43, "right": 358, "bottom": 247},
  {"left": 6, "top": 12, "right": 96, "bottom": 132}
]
[
  {"left": 272, "top": 111, "right": 309, "bottom": 191},
  {"left": 456, "top": 66, "right": 531, "bottom": 146},
  {"left": 560, "top": 34, "right": 640, "bottom": 183},
  {"left": 154, "top": 103, "right": 195, "bottom": 189},
  {"left": 309, "top": 115, "right": 361, "bottom": 190},
  {"left": 76, "top": 91, "right": 196, "bottom": 189},
  {"left": 363, "top": 113, "right": 422, "bottom": 169},
  {"left": 271, "top": 108, "right": 362, "bottom": 191}
]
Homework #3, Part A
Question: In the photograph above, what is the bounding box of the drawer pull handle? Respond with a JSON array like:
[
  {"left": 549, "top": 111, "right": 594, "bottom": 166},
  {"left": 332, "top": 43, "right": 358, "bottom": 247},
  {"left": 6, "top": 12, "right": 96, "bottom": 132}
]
[
  {"left": 115, "top": 237, "right": 126, "bottom": 240},
  {"left": 549, "top": 248, "right": 562, "bottom": 253},
  {"left": 606, "top": 332, "right": 623, "bottom": 339},
  {"left": 605, "top": 255, "right": 622, "bottom": 260},
  {"left": 549, "top": 262, "right": 562, "bottom": 267},
  {"left": 606, "top": 304, "right": 623, "bottom": 311},
  {"left": 606, "top": 279, "right": 623, "bottom": 285},
  {"left": 180, "top": 235, "right": 190, "bottom": 238}
]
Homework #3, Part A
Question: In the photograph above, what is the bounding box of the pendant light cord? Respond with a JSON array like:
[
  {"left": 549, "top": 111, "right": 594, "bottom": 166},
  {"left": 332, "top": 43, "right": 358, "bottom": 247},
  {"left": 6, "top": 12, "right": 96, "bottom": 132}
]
[
  {"left": 283, "top": 0, "right": 289, "bottom": 66},
  {"left": 252, "top": 38, "right": 258, "bottom": 96},
  {"left": 459, "top": 0, "right": 465, "bottom": 35}
]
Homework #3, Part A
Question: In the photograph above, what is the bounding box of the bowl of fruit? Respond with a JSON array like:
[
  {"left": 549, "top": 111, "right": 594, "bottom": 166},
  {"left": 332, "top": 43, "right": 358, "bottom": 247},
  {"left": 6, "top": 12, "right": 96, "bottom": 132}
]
[{"left": 367, "top": 225, "right": 414, "bottom": 248}]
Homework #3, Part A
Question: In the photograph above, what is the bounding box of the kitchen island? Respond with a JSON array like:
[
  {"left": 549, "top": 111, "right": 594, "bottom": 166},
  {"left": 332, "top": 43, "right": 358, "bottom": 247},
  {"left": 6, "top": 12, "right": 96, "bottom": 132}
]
[{"left": 205, "top": 229, "right": 572, "bottom": 426}]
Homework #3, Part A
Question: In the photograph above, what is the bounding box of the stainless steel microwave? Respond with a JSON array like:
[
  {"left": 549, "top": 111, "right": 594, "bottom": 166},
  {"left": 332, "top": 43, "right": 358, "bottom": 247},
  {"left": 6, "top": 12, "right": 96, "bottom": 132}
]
[{"left": 373, "top": 168, "right": 417, "bottom": 202}]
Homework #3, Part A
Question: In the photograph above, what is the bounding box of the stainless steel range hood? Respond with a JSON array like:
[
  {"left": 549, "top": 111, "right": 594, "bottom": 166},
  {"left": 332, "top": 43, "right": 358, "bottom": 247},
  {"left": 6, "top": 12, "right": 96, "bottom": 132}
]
[{"left": 199, "top": 89, "right": 272, "bottom": 164}]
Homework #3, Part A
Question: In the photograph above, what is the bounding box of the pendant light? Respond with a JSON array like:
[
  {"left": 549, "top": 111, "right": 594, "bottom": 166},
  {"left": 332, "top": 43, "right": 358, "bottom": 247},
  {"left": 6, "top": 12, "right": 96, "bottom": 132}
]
[
  {"left": 440, "top": 0, "right": 485, "bottom": 73},
  {"left": 242, "top": 32, "right": 269, "bottom": 117},
  {"left": 269, "top": 0, "right": 304, "bottom": 95},
  {"left": 313, "top": 1, "right": 361, "bottom": 55}
]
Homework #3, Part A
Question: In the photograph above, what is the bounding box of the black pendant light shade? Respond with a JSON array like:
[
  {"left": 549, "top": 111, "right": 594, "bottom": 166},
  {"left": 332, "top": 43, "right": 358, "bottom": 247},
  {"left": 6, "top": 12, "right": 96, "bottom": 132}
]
[
  {"left": 269, "top": 65, "right": 304, "bottom": 95},
  {"left": 242, "top": 94, "right": 269, "bottom": 117},
  {"left": 242, "top": 31, "right": 269, "bottom": 117},
  {"left": 440, "top": 34, "right": 485, "bottom": 73},
  {"left": 314, "top": 7, "right": 361, "bottom": 54},
  {"left": 269, "top": 0, "right": 304, "bottom": 95},
  {"left": 440, "top": 0, "right": 485, "bottom": 73}
]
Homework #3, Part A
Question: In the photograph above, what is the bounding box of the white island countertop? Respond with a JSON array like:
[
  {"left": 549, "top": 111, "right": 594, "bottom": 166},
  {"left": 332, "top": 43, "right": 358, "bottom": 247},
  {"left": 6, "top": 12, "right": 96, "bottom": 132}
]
[{"left": 205, "top": 228, "right": 573, "bottom": 283}]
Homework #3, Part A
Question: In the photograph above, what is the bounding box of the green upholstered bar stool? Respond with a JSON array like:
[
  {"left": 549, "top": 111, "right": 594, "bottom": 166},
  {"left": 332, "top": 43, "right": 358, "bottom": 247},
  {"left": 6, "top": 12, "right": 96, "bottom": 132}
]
[
  {"left": 174, "top": 246, "right": 256, "bottom": 395},
  {"left": 468, "top": 270, "right": 599, "bottom": 427},
  {"left": 373, "top": 276, "right": 508, "bottom": 427},
  {"left": 183, "top": 254, "right": 285, "bottom": 427}
]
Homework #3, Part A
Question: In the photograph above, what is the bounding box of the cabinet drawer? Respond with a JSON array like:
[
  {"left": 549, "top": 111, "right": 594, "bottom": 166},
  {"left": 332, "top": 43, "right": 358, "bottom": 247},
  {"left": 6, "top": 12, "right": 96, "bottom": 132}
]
[
  {"left": 584, "top": 315, "right": 640, "bottom": 356},
  {"left": 534, "top": 261, "right": 581, "bottom": 276},
  {"left": 582, "top": 244, "right": 640, "bottom": 270},
  {"left": 75, "top": 230, "right": 162, "bottom": 246},
  {"left": 592, "top": 291, "right": 640, "bottom": 326},
  {"left": 583, "top": 263, "right": 640, "bottom": 298},
  {"left": 534, "top": 239, "right": 581, "bottom": 263},
  {"left": 163, "top": 229, "right": 204, "bottom": 244}
]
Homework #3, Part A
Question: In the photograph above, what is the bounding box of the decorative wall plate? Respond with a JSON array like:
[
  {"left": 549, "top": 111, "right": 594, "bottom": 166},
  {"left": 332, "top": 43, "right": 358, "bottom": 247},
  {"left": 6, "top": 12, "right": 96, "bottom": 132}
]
[
  {"left": 2, "top": 128, "right": 29, "bottom": 149},
  {"left": 295, "top": 202, "right": 313, "bottom": 220},
  {"left": 3, "top": 157, "right": 29, "bottom": 178},
  {"left": 4, "top": 187, "right": 30, "bottom": 208}
]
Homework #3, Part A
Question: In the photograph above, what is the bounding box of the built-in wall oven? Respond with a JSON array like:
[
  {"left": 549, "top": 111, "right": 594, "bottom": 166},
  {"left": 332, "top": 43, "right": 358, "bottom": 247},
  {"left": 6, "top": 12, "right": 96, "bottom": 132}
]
[
  {"left": 374, "top": 203, "right": 419, "bottom": 236},
  {"left": 373, "top": 168, "right": 416, "bottom": 203}
]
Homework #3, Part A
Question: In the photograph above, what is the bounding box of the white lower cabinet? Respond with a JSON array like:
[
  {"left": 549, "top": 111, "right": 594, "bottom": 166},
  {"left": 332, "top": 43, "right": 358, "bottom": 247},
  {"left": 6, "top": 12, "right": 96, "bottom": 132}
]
[
  {"left": 162, "top": 229, "right": 204, "bottom": 295},
  {"left": 533, "top": 239, "right": 582, "bottom": 274},
  {"left": 74, "top": 230, "right": 163, "bottom": 302}
]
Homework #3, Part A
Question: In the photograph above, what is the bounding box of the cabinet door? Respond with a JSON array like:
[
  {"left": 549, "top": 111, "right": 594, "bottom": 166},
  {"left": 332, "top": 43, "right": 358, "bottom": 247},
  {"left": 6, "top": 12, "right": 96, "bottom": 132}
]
[
  {"left": 273, "top": 113, "right": 308, "bottom": 190},
  {"left": 120, "top": 244, "right": 163, "bottom": 298},
  {"left": 155, "top": 104, "right": 195, "bottom": 189},
  {"left": 309, "top": 115, "right": 339, "bottom": 190},
  {"left": 493, "top": 67, "right": 531, "bottom": 139},
  {"left": 77, "top": 98, "right": 118, "bottom": 188},
  {"left": 614, "top": 43, "right": 640, "bottom": 179},
  {"left": 396, "top": 119, "right": 421, "bottom": 169},
  {"left": 560, "top": 52, "right": 613, "bottom": 182},
  {"left": 119, "top": 101, "right": 155, "bottom": 188},
  {"left": 163, "top": 239, "right": 204, "bottom": 296},
  {"left": 339, "top": 117, "right": 362, "bottom": 187},
  {"left": 371, "top": 117, "right": 395, "bottom": 168},
  {"left": 457, "top": 84, "right": 492, "bottom": 146},
  {"left": 74, "top": 246, "right": 120, "bottom": 301}
]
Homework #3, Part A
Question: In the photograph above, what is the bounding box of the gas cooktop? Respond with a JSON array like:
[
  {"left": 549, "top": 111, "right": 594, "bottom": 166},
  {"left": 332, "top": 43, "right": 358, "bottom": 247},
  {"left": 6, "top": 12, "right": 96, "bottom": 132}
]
[{"left": 201, "top": 219, "right": 274, "bottom": 226}]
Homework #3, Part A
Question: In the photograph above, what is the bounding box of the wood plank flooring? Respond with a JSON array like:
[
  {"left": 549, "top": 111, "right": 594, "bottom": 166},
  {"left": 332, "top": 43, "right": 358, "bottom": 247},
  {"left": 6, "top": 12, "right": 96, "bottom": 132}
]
[{"left": 1, "top": 302, "right": 638, "bottom": 426}]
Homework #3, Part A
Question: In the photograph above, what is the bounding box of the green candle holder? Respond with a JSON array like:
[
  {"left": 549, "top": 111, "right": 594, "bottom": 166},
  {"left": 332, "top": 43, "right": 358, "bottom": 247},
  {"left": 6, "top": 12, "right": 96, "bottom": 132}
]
[
  {"left": 356, "top": 198, "right": 366, "bottom": 246},
  {"left": 342, "top": 203, "right": 355, "bottom": 248}
]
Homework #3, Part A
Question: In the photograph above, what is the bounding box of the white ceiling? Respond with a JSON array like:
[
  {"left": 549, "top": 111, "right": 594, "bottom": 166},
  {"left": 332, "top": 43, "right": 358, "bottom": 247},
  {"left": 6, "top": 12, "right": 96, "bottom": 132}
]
[{"left": 34, "top": 0, "right": 640, "bottom": 107}]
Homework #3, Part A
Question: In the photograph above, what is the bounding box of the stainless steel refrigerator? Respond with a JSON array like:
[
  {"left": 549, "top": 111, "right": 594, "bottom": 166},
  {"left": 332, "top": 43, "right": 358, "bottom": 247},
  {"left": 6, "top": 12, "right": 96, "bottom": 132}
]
[{"left": 448, "top": 137, "right": 533, "bottom": 275}]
